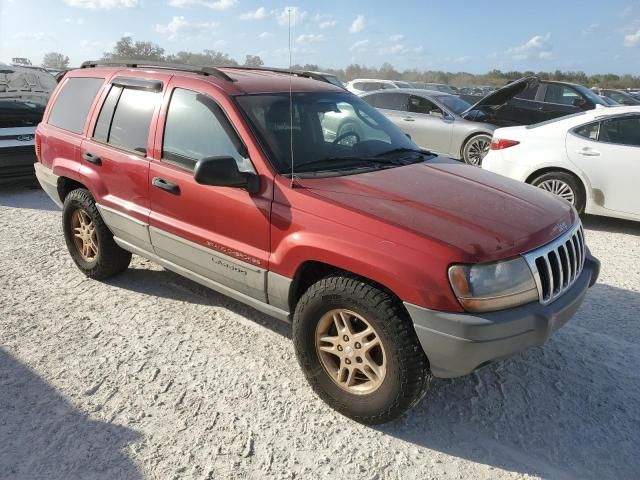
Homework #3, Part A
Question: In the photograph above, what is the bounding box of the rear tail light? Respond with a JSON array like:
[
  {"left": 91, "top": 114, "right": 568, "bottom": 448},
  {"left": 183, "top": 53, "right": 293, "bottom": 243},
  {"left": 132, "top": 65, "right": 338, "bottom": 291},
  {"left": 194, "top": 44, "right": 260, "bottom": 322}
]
[
  {"left": 490, "top": 139, "right": 520, "bottom": 150},
  {"left": 35, "top": 132, "right": 42, "bottom": 162}
]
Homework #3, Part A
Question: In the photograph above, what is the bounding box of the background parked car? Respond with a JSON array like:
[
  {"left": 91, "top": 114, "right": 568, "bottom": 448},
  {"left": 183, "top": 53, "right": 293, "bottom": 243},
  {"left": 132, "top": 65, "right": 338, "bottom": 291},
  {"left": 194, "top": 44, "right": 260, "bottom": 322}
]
[
  {"left": 360, "top": 89, "right": 497, "bottom": 165},
  {"left": 593, "top": 88, "right": 640, "bottom": 106},
  {"left": 345, "top": 78, "right": 413, "bottom": 94},
  {"left": 410, "top": 82, "right": 459, "bottom": 95},
  {"left": 599, "top": 95, "right": 620, "bottom": 106},
  {"left": 483, "top": 106, "right": 640, "bottom": 221},
  {"left": 487, "top": 79, "right": 611, "bottom": 125},
  {"left": 0, "top": 63, "right": 54, "bottom": 183}
]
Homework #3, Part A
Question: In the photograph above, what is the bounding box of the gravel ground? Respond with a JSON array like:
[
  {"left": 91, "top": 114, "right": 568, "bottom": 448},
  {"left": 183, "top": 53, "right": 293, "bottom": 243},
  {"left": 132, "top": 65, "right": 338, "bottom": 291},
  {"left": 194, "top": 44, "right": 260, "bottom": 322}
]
[{"left": 1, "top": 184, "right": 639, "bottom": 480}]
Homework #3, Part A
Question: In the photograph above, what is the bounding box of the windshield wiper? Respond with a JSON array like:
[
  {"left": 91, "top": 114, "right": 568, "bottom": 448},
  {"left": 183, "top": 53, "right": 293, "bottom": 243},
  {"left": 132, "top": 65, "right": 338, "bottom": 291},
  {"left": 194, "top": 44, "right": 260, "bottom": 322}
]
[
  {"left": 295, "top": 156, "right": 403, "bottom": 173},
  {"left": 375, "top": 147, "right": 427, "bottom": 158}
]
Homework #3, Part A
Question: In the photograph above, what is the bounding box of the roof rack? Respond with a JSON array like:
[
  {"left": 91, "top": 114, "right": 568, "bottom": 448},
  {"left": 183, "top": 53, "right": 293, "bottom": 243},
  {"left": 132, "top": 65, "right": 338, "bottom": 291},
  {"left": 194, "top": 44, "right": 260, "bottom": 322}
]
[
  {"left": 79, "top": 60, "right": 235, "bottom": 82},
  {"left": 220, "top": 66, "right": 330, "bottom": 84}
]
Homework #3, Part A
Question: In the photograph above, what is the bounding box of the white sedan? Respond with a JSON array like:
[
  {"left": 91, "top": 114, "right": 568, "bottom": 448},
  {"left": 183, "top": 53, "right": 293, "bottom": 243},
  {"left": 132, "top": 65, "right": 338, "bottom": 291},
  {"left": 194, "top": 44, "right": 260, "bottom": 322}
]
[{"left": 482, "top": 106, "right": 640, "bottom": 222}]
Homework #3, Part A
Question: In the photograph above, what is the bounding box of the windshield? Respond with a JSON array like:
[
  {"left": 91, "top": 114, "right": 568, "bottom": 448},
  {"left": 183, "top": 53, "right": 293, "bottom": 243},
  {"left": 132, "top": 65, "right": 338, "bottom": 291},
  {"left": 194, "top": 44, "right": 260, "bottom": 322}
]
[
  {"left": 436, "top": 95, "right": 472, "bottom": 115},
  {"left": 323, "top": 75, "right": 345, "bottom": 89},
  {"left": 236, "top": 92, "right": 423, "bottom": 175},
  {"left": 573, "top": 84, "right": 608, "bottom": 106}
]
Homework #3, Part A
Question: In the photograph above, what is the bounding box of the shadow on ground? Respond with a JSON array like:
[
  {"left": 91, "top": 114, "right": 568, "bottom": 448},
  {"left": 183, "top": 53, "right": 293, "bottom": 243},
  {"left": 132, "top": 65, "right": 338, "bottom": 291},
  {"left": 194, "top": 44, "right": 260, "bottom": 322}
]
[
  {"left": 582, "top": 213, "right": 640, "bottom": 235},
  {"left": 378, "top": 283, "right": 640, "bottom": 479},
  {"left": 0, "top": 349, "right": 142, "bottom": 480},
  {"left": 0, "top": 183, "right": 59, "bottom": 212}
]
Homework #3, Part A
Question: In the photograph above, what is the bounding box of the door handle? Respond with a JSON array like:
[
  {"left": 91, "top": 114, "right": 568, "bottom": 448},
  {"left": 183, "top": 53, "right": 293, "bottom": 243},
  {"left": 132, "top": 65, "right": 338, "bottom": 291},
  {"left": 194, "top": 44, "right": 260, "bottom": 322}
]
[
  {"left": 576, "top": 149, "right": 600, "bottom": 157},
  {"left": 152, "top": 177, "right": 180, "bottom": 194},
  {"left": 402, "top": 117, "right": 415, "bottom": 122},
  {"left": 82, "top": 152, "right": 101, "bottom": 165}
]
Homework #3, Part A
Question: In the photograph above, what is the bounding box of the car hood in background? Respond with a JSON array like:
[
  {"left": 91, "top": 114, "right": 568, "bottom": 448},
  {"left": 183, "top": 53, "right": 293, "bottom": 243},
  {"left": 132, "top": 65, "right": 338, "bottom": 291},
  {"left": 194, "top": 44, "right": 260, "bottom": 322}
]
[
  {"left": 298, "top": 158, "right": 576, "bottom": 262},
  {"left": 462, "top": 76, "right": 539, "bottom": 118}
]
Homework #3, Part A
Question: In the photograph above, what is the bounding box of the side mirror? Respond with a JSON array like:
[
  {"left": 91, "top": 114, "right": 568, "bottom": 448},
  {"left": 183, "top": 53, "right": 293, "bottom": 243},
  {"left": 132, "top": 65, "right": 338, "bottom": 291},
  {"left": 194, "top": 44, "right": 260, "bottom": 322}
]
[
  {"left": 572, "top": 97, "right": 587, "bottom": 108},
  {"left": 194, "top": 156, "right": 259, "bottom": 194}
]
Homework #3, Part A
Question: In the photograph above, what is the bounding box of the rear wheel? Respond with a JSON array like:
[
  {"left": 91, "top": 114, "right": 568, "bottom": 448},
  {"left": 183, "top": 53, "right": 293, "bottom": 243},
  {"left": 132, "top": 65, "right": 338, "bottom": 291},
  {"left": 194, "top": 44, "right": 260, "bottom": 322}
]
[
  {"left": 293, "top": 275, "right": 432, "bottom": 424},
  {"left": 462, "top": 133, "right": 492, "bottom": 166},
  {"left": 531, "top": 171, "right": 585, "bottom": 214},
  {"left": 62, "top": 189, "right": 131, "bottom": 279}
]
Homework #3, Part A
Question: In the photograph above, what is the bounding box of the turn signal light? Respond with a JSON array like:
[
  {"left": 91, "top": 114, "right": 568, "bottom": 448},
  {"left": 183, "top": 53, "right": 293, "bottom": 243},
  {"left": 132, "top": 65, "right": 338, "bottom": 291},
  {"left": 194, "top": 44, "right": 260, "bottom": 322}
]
[{"left": 490, "top": 139, "right": 520, "bottom": 150}]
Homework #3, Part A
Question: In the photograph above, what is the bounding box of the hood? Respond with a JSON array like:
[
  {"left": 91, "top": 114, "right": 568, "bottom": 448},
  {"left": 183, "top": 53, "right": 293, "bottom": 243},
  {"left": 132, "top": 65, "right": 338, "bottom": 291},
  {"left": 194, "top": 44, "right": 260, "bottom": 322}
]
[
  {"left": 462, "top": 76, "right": 539, "bottom": 118},
  {"left": 297, "top": 159, "right": 576, "bottom": 262}
]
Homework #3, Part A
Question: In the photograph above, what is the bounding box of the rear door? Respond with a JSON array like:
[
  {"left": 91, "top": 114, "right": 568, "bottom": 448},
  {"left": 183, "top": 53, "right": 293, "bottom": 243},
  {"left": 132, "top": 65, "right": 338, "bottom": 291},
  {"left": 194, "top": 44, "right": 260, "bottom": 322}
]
[
  {"left": 148, "top": 79, "right": 271, "bottom": 302},
  {"left": 567, "top": 115, "right": 640, "bottom": 215},
  {"left": 80, "top": 74, "right": 168, "bottom": 252}
]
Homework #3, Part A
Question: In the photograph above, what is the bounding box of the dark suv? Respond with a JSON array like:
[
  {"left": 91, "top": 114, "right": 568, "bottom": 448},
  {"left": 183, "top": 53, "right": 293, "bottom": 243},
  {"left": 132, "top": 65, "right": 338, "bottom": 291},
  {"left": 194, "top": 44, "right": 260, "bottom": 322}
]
[{"left": 35, "top": 61, "right": 599, "bottom": 424}]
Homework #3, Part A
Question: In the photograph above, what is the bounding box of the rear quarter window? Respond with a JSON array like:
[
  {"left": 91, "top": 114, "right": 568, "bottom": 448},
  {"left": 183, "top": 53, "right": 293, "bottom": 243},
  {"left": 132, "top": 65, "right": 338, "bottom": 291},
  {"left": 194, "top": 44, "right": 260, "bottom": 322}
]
[{"left": 48, "top": 77, "right": 104, "bottom": 134}]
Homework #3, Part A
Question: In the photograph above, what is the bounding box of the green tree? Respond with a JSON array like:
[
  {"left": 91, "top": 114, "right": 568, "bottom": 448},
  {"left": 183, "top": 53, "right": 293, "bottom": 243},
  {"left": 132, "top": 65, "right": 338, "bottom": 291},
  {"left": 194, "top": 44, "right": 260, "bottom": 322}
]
[
  {"left": 42, "top": 52, "right": 69, "bottom": 70},
  {"left": 166, "top": 50, "right": 238, "bottom": 66},
  {"left": 243, "top": 55, "right": 264, "bottom": 67},
  {"left": 103, "top": 36, "right": 165, "bottom": 61}
]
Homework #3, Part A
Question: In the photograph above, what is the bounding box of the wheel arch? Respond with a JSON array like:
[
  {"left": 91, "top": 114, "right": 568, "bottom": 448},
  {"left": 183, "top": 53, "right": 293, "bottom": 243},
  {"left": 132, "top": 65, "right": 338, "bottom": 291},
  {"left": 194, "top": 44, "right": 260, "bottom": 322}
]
[
  {"left": 57, "top": 176, "right": 89, "bottom": 203},
  {"left": 525, "top": 166, "right": 589, "bottom": 203}
]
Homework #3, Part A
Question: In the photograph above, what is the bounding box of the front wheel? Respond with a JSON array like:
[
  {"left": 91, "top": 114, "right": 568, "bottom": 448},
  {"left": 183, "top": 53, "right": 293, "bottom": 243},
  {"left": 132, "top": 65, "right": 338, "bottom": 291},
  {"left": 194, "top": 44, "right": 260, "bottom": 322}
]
[
  {"left": 293, "top": 275, "right": 432, "bottom": 424},
  {"left": 462, "top": 134, "right": 492, "bottom": 166},
  {"left": 530, "top": 171, "right": 585, "bottom": 214}
]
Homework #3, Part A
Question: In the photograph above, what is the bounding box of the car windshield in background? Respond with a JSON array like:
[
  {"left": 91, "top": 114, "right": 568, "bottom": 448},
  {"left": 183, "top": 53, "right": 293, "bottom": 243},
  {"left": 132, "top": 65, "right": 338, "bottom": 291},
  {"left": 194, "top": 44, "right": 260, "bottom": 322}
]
[
  {"left": 436, "top": 95, "right": 472, "bottom": 115},
  {"left": 574, "top": 84, "right": 608, "bottom": 105},
  {"left": 236, "top": 92, "right": 425, "bottom": 175}
]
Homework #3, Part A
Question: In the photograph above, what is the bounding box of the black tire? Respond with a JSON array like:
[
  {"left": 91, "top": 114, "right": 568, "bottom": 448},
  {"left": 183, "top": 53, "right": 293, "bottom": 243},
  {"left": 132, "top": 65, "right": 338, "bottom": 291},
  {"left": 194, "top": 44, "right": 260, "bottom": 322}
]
[
  {"left": 62, "top": 188, "right": 131, "bottom": 279},
  {"left": 530, "top": 171, "right": 586, "bottom": 215},
  {"left": 293, "top": 275, "right": 432, "bottom": 424},
  {"left": 462, "top": 133, "right": 492, "bottom": 166}
]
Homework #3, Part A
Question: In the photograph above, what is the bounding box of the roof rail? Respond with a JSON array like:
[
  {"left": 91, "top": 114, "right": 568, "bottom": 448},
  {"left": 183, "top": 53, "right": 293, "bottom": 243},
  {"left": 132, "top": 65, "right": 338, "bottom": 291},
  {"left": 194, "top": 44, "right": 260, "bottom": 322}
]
[
  {"left": 79, "top": 60, "right": 235, "bottom": 82},
  {"left": 219, "top": 66, "right": 331, "bottom": 84}
]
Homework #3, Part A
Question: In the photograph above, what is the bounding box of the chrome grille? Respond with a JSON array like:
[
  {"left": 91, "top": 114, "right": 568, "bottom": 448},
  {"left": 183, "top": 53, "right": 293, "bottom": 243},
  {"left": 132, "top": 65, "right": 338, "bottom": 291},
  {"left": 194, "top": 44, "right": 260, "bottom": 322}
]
[{"left": 524, "top": 222, "right": 586, "bottom": 305}]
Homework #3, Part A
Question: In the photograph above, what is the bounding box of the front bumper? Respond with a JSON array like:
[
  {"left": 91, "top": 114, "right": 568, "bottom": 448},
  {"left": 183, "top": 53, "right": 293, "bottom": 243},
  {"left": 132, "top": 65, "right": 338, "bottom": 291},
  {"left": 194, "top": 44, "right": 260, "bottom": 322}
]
[{"left": 405, "top": 254, "right": 600, "bottom": 378}]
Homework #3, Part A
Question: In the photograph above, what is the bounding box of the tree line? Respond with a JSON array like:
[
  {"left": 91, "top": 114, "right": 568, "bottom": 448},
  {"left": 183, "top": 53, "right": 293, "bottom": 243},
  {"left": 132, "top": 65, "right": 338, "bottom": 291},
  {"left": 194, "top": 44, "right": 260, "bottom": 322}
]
[{"left": 37, "top": 36, "right": 640, "bottom": 89}]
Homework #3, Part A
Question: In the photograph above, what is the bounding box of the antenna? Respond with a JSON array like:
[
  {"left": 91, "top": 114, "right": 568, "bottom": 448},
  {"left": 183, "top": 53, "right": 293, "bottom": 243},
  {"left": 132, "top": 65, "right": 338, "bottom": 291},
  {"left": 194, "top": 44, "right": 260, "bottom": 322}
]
[{"left": 288, "top": 8, "right": 296, "bottom": 188}]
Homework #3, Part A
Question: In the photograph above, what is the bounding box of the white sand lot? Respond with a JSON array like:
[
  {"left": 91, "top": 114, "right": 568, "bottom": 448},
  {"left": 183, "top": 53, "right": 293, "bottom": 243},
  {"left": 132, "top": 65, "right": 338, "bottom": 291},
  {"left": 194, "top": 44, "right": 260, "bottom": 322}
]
[{"left": 1, "top": 184, "right": 638, "bottom": 480}]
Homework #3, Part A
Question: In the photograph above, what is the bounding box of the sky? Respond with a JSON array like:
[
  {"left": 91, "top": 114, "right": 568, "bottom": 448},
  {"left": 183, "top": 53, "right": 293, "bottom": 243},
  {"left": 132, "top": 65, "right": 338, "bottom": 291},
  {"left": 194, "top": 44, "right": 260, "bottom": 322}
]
[{"left": 2, "top": 0, "right": 640, "bottom": 74}]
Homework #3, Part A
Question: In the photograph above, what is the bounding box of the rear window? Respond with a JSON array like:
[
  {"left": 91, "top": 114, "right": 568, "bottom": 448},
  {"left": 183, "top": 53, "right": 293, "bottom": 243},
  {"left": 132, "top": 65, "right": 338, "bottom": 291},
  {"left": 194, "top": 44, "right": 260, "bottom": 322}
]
[
  {"left": 93, "top": 86, "right": 159, "bottom": 155},
  {"left": 48, "top": 77, "right": 103, "bottom": 134}
]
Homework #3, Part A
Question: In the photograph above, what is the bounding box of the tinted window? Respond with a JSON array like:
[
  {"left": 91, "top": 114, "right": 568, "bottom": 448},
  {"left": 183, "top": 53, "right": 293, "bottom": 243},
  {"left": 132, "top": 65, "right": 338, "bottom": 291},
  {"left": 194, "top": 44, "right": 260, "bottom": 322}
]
[
  {"left": 361, "top": 93, "right": 381, "bottom": 107},
  {"left": 408, "top": 95, "right": 438, "bottom": 114},
  {"left": 48, "top": 77, "right": 103, "bottom": 133},
  {"left": 93, "top": 85, "right": 122, "bottom": 142},
  {"left": 600, "top": 116, "right": 640, "bottom": 146},
  {"left": 514, "top": 85, "right": 537, "bottom": 101},
  {"left": 375, "top": 92, "right": 409, "bottom": 111},
  {"left": 354, "top": 82, "right": 383, "bottom": 92},
  {"left": 162, "top": 88, "right": 251, "bottom": 171},
  {"left": 108, "top": 88, "right": 159, "bottom": 154},
  {"left": 574, "top": 122, "right": 600, "bottom": 141},
  {"left": 436, "top": 95, "right": 472, "bottom": 115},
  {"left": 544, "top": 84, "right": 580, "bottom": 106}
]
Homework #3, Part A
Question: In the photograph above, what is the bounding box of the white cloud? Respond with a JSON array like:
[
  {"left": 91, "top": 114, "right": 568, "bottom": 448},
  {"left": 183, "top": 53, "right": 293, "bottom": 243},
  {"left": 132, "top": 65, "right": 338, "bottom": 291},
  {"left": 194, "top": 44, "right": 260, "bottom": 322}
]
[
  {"left": 389, "top": 34, "right": 404, "bottom": 42},
  {"left": 155, "top": 15, "right": 217, "bottom": 39},
  {"left": 581, "top": 23, "right": 599, "bottom": 37},
  {"left": 272, "top": 6, "right": 307, "bottom": 27},
  {"left": 63, "top": 17, "right": 85, "bottom": 25},
  {"left": 624, "top": 28, "right": 640, "bottom": 47},
  {"left": 349, "top": 15, "right": 366, "bottom": 33},
  {"left": 258, "top": 31, "right": 273, "bottom": 39},
  {"left": 169, "top": 0, "right": 237, "bottom": 10},
  {"left": 453, "top": 55, "right": 470, "bottom": 63},
  {"left": 14, "top": 32, "right": 49, "bottom": 41},
  {"left": 239, "top": 7, "right": 266, "bottom": 20},
  {"left": 506, "top": 33, "right": 552, "bottom": 60},
  {"left": 64, "top": 0, "right": 138, "bottom": 8},
  {"left": 314, "top": 13, "right": 336, "bottom": 29},
  {"left": 296, "top": 33, "right": 325, "bottom": 44},
  {"left": 379, "top": 43, "right": 423, "bottom": 56},
  {"left": 349, "top": 39, "right": 369, "bottom": 52}
]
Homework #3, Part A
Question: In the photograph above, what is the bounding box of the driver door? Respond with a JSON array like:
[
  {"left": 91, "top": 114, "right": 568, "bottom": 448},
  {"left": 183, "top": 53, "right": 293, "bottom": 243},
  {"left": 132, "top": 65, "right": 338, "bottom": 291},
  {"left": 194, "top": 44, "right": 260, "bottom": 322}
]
[{"left": 148, "top": 80, "right": 271, "bottom": 302}]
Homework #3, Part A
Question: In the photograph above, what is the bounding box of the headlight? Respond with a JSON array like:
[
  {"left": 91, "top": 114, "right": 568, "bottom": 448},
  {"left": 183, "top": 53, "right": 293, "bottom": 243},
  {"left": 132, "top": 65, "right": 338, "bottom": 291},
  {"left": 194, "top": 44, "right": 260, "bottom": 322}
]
[{"left": 448, "top": 257, "right": 538, "bottom": 313}]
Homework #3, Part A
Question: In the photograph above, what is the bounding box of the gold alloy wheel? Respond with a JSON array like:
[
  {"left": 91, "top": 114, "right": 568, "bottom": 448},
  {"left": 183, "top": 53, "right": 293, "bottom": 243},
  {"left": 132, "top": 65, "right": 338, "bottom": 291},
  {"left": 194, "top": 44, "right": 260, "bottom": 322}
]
[
  {"left": 315, "top": 309, "right": 387, "bottom": 395},
  {"left": 71, "top": 208, "right": 98, "bottom": 262}
]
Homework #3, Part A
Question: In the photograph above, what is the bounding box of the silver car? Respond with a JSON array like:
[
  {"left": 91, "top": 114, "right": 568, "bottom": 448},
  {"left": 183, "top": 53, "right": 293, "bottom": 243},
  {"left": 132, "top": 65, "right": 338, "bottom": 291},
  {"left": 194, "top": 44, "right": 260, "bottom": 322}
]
[
  {"left": 359, "top": 89, "right": 497, "bottom": 165},
  {"left": 359, "top": 78, "right": 538, "bottom": 165}
]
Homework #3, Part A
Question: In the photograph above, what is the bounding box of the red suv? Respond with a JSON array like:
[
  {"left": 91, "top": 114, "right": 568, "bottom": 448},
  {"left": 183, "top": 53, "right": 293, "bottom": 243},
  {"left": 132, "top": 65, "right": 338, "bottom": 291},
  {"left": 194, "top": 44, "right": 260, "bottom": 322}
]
[{"left": 35, "top": 61, "right": 600, "bottom": 424}]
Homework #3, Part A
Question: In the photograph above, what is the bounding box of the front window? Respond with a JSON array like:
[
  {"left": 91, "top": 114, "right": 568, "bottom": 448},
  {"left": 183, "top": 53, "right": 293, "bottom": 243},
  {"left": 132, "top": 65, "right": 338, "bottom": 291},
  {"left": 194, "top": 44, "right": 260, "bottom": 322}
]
[
  {"left": 435, "top": 95, "right": 472, "bottom": 115},
  {"left": 236, "top": 92, "right": 425, "bottom": 175},
  {"left": 544, "top": 84, "right": 580, "bottom": 106}
]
